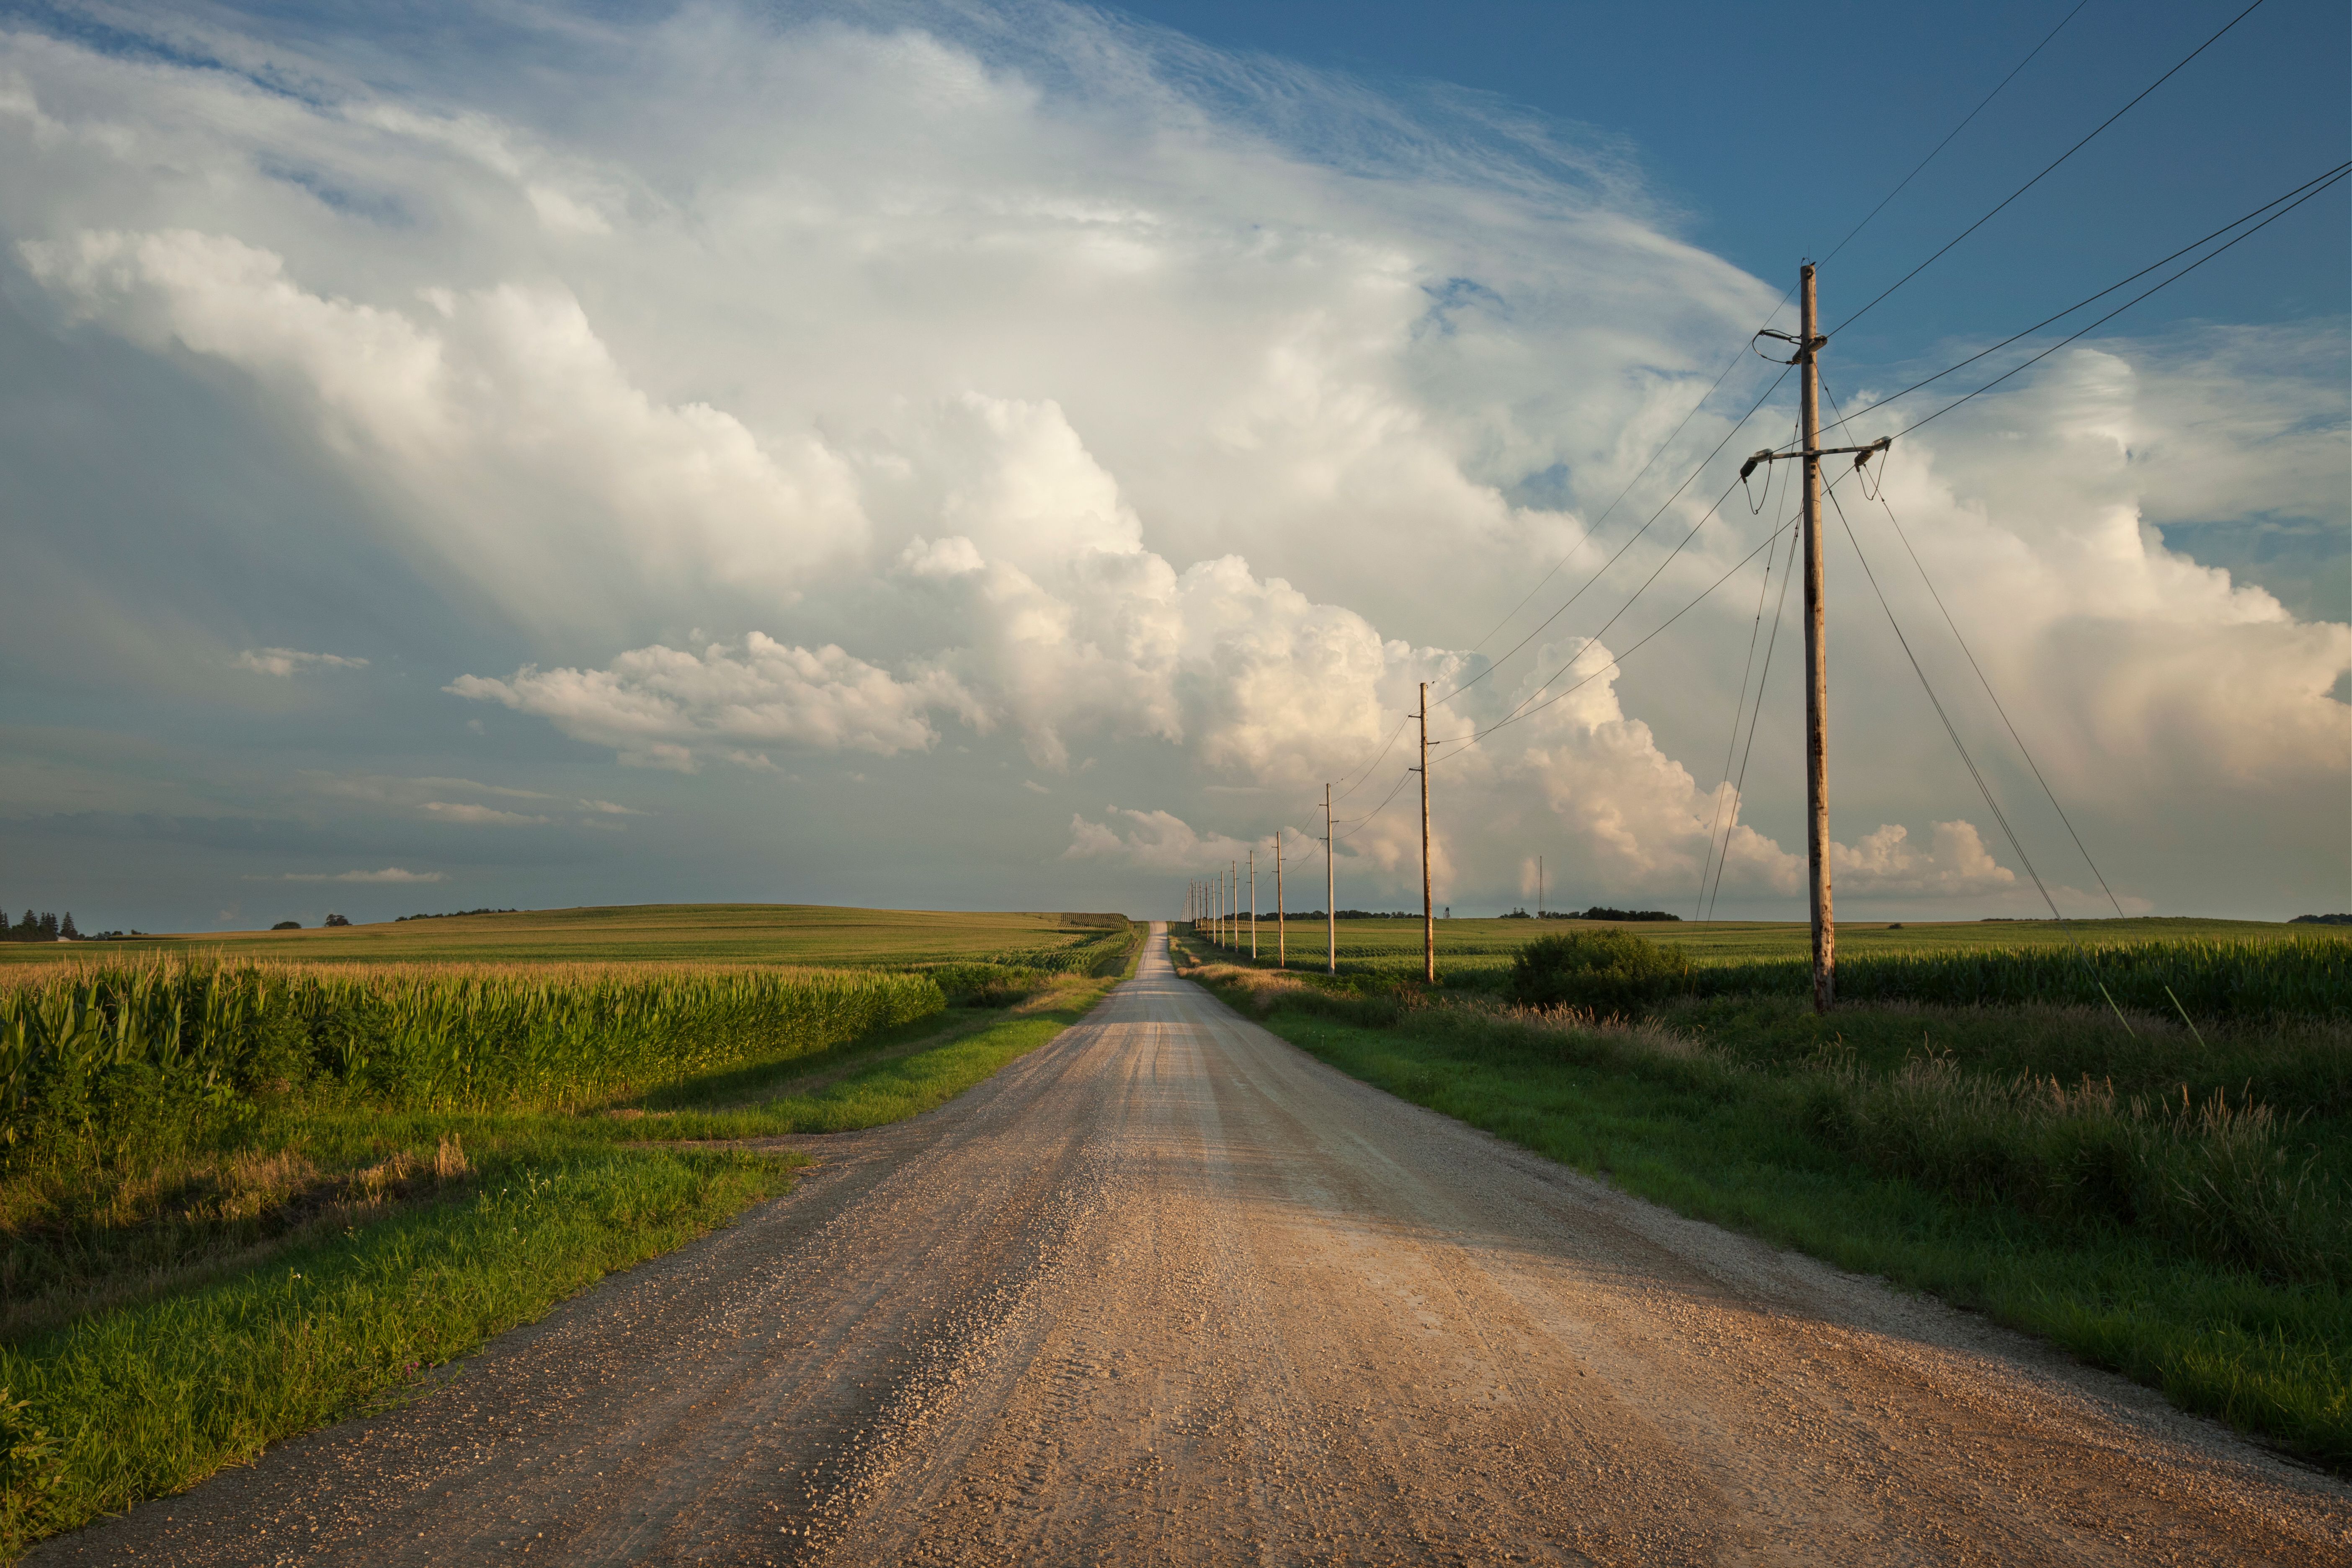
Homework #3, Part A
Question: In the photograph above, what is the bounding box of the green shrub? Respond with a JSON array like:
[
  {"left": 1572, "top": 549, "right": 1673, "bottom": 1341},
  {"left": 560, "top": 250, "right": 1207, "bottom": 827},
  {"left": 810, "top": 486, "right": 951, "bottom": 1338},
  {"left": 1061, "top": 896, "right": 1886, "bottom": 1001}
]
[{"left": 1509, "top": 931, "right": 1690, "bottom": 1014}]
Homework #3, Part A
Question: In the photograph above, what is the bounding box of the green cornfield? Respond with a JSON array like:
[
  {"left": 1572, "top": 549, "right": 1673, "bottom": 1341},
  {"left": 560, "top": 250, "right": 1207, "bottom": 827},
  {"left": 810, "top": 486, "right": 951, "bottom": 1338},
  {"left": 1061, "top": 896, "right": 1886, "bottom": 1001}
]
[
  {"left": 0, "top": 960, "right": 946, "bottom": 1161},
  {"left": 1688, "top": 937, "right": 2352, "bottom": 1019}
]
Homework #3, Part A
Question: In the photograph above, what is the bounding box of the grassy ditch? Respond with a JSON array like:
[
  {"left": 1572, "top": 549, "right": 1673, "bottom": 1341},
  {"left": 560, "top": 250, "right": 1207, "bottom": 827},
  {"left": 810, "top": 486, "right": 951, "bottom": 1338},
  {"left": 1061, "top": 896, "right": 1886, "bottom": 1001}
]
[
  {"left": 1170, "top": 931, "right": 2352, "bottom": 1471},
  {"left": 1, "top": 921, "right": 1140, "bottom": 1556}
]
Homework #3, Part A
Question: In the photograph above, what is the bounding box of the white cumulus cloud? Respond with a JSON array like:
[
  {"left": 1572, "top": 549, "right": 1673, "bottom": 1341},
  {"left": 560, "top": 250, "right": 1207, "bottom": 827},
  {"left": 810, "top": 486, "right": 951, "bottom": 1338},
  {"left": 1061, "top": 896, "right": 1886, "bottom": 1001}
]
[{"left": 0, "top": 2, "right": 2339, "bottom": 916}]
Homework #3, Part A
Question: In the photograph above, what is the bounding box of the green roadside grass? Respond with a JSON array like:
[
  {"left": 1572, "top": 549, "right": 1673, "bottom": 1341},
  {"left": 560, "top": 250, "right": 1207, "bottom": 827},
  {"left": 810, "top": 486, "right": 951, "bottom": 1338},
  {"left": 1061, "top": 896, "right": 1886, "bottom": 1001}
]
[
  {"left": 1, "top": 926, "right": 1141, "bottom": 1558},
  {"left": 3, "top": 1142, "right": 781, "bottom": 1548},
  {"left": 1171, "top": 935, "right": 2350, "bottom": 1473}
]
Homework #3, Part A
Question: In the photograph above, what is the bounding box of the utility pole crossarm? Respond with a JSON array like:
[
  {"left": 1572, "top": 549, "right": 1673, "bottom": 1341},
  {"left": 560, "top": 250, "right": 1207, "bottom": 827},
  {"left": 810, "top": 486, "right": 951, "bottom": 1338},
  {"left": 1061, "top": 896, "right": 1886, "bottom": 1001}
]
[{"left": 1741, "top": 435, "right": 1890, "bottom": 480}]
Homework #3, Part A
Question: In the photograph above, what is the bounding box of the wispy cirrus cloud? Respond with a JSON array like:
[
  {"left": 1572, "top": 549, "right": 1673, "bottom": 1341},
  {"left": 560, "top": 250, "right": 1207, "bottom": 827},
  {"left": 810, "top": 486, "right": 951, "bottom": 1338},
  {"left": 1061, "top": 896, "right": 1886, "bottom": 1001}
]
[
  {"left": 246, "top": 866, "right": 446, "bottom": 882},
  {"left": 234, "top": 647, "right": 367, "bottom": 676},
  {"left": 420, "top": 801, "right": 549, "bottom": 825}
]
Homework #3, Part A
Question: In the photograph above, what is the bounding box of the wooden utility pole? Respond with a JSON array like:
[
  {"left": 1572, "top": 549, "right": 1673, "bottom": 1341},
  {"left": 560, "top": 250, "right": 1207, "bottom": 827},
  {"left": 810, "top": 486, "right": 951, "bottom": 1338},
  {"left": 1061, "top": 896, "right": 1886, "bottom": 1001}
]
[
  {"left": 1738, "top": 267, "right": 1885, "bottom": 1012},
  {"left": 1248, "top": 848, "right": 1257, "bottom": 960},
  {"left": 1538, "top": 854, "right": 1544, "bottom": 918},
  {"left": 1274, "top": 832, "right": 1285, "bottom": 968},
  {"left": 1418, "top": 681, "right": 1434, "bottom": 985},
  {"left": 1799, "top": 263, "right": 1834, "bottom": 1012},
  {"left": 1230, "top": 859, "right": 1238, "bottom": 951},
  {"left": 1323, "top": 784, "right": 1336, "bottom": 975}
]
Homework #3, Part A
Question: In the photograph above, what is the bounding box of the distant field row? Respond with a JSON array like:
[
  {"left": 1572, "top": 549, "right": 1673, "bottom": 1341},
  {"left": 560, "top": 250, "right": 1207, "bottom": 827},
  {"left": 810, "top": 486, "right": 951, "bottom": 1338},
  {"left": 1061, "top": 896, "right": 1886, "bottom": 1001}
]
[
  {"left": 0, "top": 904, "right": 1129, "bottom": 970},
  {"left": 1198, "top": 914, "right": 2336, "bottom": 967}
]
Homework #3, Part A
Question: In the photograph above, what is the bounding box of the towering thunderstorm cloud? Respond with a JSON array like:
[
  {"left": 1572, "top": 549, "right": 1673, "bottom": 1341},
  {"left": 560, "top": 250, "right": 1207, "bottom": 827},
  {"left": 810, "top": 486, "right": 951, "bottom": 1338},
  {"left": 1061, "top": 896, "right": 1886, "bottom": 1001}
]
[{"left": 0, "top": 0, "right": 2342, "bottom": 921}]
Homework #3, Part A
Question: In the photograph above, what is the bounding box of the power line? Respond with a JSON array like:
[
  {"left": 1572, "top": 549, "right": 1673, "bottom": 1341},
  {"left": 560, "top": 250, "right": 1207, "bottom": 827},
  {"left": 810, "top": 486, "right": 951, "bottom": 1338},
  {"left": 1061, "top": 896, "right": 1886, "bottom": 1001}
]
[
  {"left": 1436, "top": 367, "right": 1792, "bottom": 709},
  {"left": 1834, "top": 0, "right": 2275, "bottom": 335},
  {"left": 1706, "top": 519, "right": 1803, "bottom": 922},
  {"left": 1439, "top": 488, "right": 1817, "bottom": 756},
  {"left": 1822, "top": 481, "right": 2072, "bottom": 923},
  {"left": 1818, "top": 0, "right": 2096, "bottom": 268},
  {"left": 1460, "top": 286, "right": 1794, "bottom": 659},
  {"left": 1819, "top": 378, "right": 2126, "bottom": 917},
  {"left": 1329, "top": 714, "right": 1411, "bottom": 805},
  {"left": 1695, "top": 422, "right": 1798, "bottom": 917},
  {"left": 1332, "top": 767, "right": 1416, "bottom": 842},
  {"left": 1872, "top": 163, "right": 2348, "bottom": 443},
  {"left": 1462, "top": 4, "right": 2113, "bottom": 681},
  {"left": 1811, "top": 160, "right": 2351, "bottom": 445}
]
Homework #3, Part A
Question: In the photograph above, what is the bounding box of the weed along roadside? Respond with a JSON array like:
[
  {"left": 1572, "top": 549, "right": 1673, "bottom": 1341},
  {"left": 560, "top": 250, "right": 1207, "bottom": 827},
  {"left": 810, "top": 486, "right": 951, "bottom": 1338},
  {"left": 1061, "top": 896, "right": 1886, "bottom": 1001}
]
[
  {"left": 0, "top": 911, "right": 1142, "bottom": 1560},
  {"left": 1168, "top": 922, "right": 2352, "bottom": 1473}
]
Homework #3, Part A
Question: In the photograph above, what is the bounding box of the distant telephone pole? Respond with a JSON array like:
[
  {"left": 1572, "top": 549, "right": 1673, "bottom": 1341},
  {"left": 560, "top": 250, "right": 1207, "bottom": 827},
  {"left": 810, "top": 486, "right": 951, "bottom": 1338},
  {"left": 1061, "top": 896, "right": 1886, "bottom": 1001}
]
[
  {"left": 1274, "top": 831, "right": 1286, "bottom": 969},
  {"left": 1418, "top": 681, "right": 1434, "bottom": 985},
  {"left": 1230, "top": 859, "right": 1238, "bottom": 951},
  {"left": 1538, "top": 854, "right": 1544, "bottom": 918},
  {"left": 1323, "top": 784, "right": 1336, "bottom": 975},
  {"left": 1248, "top": 848, "right": 1257, "bottom": 960}
]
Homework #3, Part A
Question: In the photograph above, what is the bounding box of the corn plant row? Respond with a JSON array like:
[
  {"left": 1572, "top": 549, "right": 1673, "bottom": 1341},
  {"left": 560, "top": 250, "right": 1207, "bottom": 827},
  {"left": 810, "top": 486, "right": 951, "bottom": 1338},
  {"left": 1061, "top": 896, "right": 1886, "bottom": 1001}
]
[
  {"left": 0, "top": 961, "right": 944, "bottom": 1161},
  {"left": 982, "top": 922, "right": 1138, "bottom": 977},
  {"left": 1685, "top": 937, "right": 2352, "bottom": 1019}
]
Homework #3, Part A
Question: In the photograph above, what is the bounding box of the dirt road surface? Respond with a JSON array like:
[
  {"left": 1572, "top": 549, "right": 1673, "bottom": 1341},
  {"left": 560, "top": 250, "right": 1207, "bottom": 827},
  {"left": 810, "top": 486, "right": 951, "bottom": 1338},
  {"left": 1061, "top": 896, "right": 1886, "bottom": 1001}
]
[{"left": 37, "top": 926, "right": 2348, "bottom": 1565}]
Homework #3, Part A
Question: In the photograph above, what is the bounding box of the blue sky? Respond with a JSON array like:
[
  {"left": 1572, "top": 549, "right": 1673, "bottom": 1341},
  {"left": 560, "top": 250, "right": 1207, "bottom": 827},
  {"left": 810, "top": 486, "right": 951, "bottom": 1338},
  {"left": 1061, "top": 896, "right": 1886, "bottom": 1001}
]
[
  {"left": 0, "top": 0, "right": 2343, "bottom": 931},
  {"left": 1119, "top": 0, "right": 2348, "bottom": 337}
]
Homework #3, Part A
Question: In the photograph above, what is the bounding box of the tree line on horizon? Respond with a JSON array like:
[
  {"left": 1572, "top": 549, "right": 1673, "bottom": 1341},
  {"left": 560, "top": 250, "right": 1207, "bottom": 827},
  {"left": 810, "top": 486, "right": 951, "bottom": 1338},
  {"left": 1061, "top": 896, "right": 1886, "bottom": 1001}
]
[{"left": 4, "top": 910, "right": 141, "bottom": 943}]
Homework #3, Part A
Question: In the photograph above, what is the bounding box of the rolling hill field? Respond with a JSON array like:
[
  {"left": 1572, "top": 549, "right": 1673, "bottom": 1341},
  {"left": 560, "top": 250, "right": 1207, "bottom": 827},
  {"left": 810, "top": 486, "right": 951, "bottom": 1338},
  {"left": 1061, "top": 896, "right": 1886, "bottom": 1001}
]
[{"left": 0, "top": 903, "right": 1129, "bottom": 970}]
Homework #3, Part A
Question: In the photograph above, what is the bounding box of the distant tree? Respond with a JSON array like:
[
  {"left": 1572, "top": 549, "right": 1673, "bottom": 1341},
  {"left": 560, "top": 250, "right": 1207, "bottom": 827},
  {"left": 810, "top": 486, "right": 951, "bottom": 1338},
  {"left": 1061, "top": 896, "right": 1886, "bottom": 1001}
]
[
  {"left": 13, "top": 910, "right": 34, "bottom": 942},
  {"left": 58, "top": 913, "right": 78, "bottom": 940},
  {"left": 37, "top": 913, "right": 58, "bottom": 940},
  {"left": 271, "top": 920, "right": 301, "bottom": 931},
  {"left": 323, "top": 913, "right": 351, "bottom": 928}
]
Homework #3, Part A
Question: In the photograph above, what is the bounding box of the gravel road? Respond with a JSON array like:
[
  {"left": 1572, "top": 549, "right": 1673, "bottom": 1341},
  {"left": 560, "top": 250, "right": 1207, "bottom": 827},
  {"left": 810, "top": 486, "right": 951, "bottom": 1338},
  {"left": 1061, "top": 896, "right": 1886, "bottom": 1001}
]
[{"left": 38, "top": 926, "right": 2349, "bottom": 1565}]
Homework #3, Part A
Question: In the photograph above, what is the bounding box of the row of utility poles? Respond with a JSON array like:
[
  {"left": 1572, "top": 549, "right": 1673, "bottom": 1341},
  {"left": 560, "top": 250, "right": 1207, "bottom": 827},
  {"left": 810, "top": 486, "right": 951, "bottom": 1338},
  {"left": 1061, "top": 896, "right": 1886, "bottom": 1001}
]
[
  {"left": 1187, "top": 266, "right": 1851, "bottom": 1012},
  {"left": 1182, "top": 820, "right": 1337, "bottom": 975}
]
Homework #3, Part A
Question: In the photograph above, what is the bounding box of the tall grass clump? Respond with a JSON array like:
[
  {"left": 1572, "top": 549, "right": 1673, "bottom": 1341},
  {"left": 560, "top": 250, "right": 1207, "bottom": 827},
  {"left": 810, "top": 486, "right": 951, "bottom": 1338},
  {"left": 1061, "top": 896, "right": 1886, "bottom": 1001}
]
[
  {"left": 0, "top": 961, "right": 944, "bottom": 1164},
  {"left": 1804, "top": 1058, "right": 2350, "bottom": 1287}
]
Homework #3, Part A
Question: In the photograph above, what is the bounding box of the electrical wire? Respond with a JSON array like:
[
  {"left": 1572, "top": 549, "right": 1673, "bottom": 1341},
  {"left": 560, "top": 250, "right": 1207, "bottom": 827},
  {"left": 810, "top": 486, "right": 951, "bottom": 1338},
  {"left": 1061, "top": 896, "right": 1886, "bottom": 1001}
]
[
  {"left": 1447, "top": 462, "right": 1764, "bottom": 746},
  {"left": 1810, "top": 160, "right": 2351, "bottom": 445},
  {"left": 1819, "top": 379, "right": 2127, "bottom": 917},
  {"left": 1461, "top": 283, "right": 1796, "bottom": 659},
  {"left": 1695, "top": 425, "right": 1797, "bottom": 916},
  {"left": 1328, "top": 714, "right": 1411, "bottom": 806},
  {"left": 1436, "top": 490, "right": 1814, "bottom": 758},
  {"left": 1823, "top": 481, "right": 2074, "bottom": 926},
  {"left": 1706, "top": 518, "right": 1803, "bottom": 922},
  {"left": 1818, "top": 0, "right": 2095, "bottom": 268},
  {"left": 1872, "top": 163, "right": 2348, "bottom": 444},
  {"left": 1331, "top": 767, "right": 1417, "bottom": 842},
  {"left": 1436, "top": 362, "right": 1795, "bottom": 708},
  {"left": 1834, "top": 0, "right": 2274, "bottom": 335}
]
